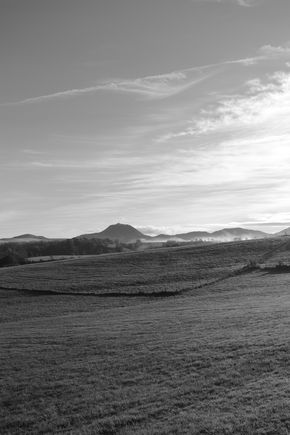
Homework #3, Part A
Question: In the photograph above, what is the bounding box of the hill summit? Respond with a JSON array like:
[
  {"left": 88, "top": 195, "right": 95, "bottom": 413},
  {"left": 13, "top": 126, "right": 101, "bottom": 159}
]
[
  {"left": 0, "top": 234, "right": 48, "bottom": 244},
  {"left": 210, "top": 227, "right": 268, "bottom": 241},
  {"left": 77, "top": 223, "right": 147, "bottom": 243},
  {"left": 12, "top": 234, "right": 47, "bottom": 240},
  {"left": 275, "top": 227, "right": 290, "bottom": 237}
]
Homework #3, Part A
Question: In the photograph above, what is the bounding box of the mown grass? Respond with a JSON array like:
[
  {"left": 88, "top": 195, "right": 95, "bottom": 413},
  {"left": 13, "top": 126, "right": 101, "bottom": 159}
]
[
  {"left": 1, "top": 270, "right": 290, "bottom": 434},
  {"left": 0, "top": 237, "right": 287, "bottom": 295}
]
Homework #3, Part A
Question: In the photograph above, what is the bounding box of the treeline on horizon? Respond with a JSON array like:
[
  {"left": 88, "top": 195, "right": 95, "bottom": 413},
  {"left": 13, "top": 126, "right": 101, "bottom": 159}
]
[{"left": 0, "top": 238, "right": 142, "bottom": 268}]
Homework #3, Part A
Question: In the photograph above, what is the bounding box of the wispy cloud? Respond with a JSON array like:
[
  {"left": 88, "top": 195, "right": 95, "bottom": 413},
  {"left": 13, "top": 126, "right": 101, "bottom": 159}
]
[
  {"left": 158, "top": 70, "right": 290, "bottom": 141},
  {"left": 38, "top": 129, "right": 290, "bottom": 235},
  {"left": 28, "top": 156, "right": 145, "bottom": 170},
  {"left": 193, "top": 0, "right": 265, "bottom": 7},
  {"left": 259, "top": 42, "right": 290, "bottom": 57},
  {"left": 3, "top": 39, "right": 290, "bottom": 107},
  {"left": 193, "top": 0, "right": 264, "bottom": 7},
  {"left": 4, "top": 46, "right": 286, "bottom": 106},
  {"left": 22, "top": 149, "right": 49, "bottom": 155},
  {"left": 2, "top": 69, "right": 214, "bottom": 106}
]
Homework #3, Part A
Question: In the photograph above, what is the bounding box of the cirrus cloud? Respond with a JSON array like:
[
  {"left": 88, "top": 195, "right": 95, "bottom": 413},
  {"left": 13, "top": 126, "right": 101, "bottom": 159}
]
[
  {"left": 158, "top": 70, "right": 290, "bottom": 141},
  {"left": 193, "top": 0, "right": 267, "bottom": 7}
]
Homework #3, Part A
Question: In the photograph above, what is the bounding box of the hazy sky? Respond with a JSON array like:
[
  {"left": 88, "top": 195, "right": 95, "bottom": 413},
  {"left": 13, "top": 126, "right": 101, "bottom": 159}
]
[{"left": 1, "top": 0, "right": 290, "bottom": 237}]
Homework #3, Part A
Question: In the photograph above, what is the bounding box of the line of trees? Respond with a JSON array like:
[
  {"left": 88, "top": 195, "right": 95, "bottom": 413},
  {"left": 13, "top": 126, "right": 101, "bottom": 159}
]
[{"left": 0, "top": 238, "right": 141, "bottom": 267}]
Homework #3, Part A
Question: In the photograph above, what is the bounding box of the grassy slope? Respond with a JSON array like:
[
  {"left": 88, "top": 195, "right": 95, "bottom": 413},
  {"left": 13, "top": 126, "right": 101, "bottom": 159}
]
[
  {"left": 1, "top": 270, "right": 290, "bottom": 434},
  {"left": 0, "top": 238, "right": 288, "bottom": 295},
  {"left": 1, "top": 238, "right": 290, "bottom": 434}
]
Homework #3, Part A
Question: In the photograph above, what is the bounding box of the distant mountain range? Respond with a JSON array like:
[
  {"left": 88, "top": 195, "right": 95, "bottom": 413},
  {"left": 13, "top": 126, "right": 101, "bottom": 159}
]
[
  {"left": 2, "top": 224, "right": 290, "bottom": 245},
  {"left": 75, "top": 223, "right": 289, "bottom": 243}
]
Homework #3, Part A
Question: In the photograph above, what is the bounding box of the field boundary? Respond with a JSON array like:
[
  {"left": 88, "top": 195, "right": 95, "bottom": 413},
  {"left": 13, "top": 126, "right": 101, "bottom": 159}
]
[
  {"left": 0, "top": 263, "right": 258, "bottom": 298},
  {"left": 1, "top": 237, "right": 288, "bottom": 298}
]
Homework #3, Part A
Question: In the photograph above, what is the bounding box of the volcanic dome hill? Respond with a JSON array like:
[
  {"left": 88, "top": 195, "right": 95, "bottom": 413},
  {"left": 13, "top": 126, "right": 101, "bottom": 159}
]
[{"left": 77, "top": 223, "right": 149, "bottom": 243}]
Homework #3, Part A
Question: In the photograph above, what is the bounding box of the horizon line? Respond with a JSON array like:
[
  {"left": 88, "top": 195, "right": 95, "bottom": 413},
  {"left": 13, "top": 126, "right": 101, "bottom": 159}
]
[{"left": 1, "top": 222, "right": 290, "bottom": 240}]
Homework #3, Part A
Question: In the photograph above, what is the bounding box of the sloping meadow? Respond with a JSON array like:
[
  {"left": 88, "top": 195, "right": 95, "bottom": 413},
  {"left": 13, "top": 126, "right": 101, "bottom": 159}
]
[
  {"left": 0, "top": 238, "right": 287, "bottom": 295},
  {"left": 2, "top": 269, "right": 290, "bottom": 434}
]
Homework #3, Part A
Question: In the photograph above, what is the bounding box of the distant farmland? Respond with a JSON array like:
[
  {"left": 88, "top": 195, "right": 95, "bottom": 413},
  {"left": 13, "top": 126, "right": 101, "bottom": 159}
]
[{"left": 0, "top": 237, "right": 289, "bottom": 295}]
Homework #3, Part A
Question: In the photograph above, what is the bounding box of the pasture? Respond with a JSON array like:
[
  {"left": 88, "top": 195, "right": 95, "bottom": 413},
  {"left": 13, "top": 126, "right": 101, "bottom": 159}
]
[
  {"left": 1, "top": 238, "right": 290, "bottom": 434},
  {"left": 0, "top": 237, "right": 288, "bottom": 295}
]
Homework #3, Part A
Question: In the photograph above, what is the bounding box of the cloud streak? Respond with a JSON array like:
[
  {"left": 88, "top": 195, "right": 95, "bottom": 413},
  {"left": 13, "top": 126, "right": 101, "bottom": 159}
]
[
  {"left": 3, "top": 39, "right": 290, "bottom": 106},
  {"left": 194, "top": 0, "right": 266, "bottom": 6},
  {"left": 5, "top": 43, "right": 289, "bottom": 106},
  {"left": 2, "top": 69, "right": 215, "bottom": 106}
]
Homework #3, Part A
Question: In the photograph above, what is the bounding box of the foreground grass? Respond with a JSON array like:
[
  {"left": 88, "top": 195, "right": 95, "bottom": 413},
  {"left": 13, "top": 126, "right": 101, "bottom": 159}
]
[
  {"left": 0, "top": 238, "right": 288, "bottom": 295},
  {"left": 1, "top": 269, "right": 290, "bottom": 434}
]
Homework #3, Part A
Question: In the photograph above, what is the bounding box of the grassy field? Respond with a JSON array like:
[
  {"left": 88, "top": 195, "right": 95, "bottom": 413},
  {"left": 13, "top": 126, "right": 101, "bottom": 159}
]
[
  {"left": 0, "top": 237, "right": 288, "bottom": 295},
  {"left": 1, "top": 238, "right": 290, "bottom": 434},
  {"left": 27, "top": 255, "right": 94, "bottom": 263}
]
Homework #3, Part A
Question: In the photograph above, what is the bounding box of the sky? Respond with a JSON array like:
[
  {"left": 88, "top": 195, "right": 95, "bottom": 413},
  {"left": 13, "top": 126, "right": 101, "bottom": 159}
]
[{"left": 1, "top": 0, "right": 290, "bottom": 237}]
